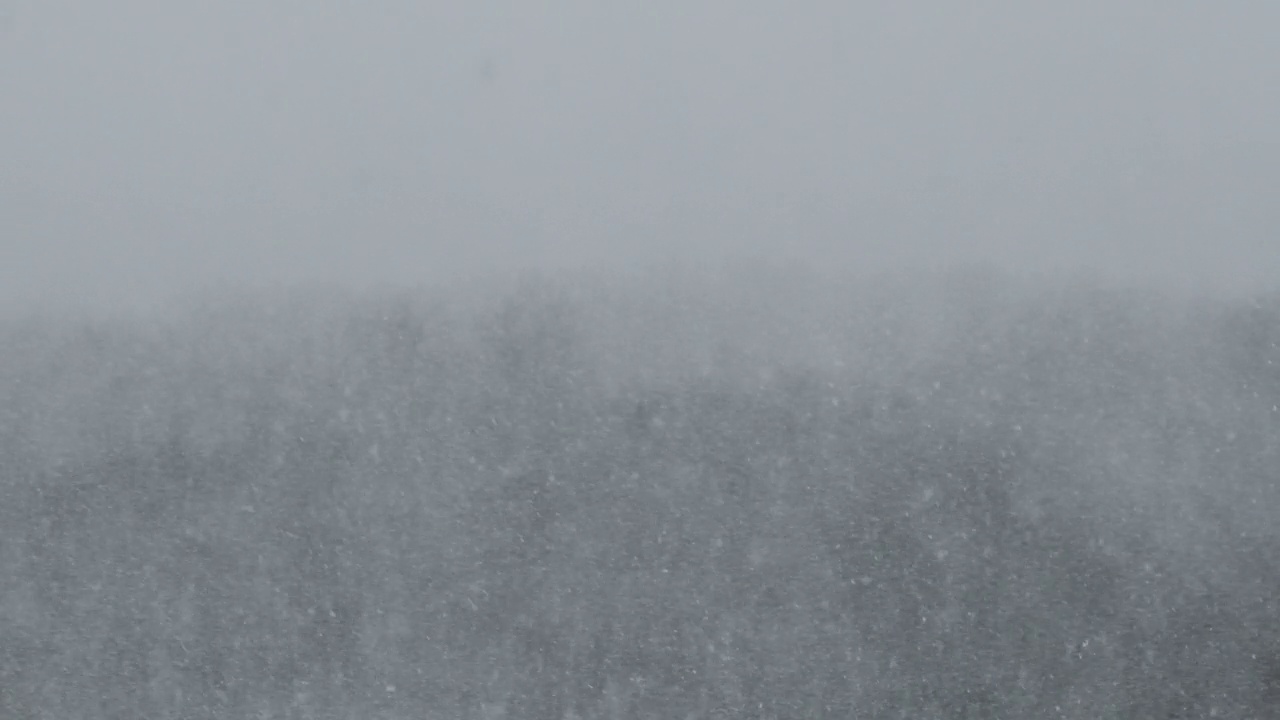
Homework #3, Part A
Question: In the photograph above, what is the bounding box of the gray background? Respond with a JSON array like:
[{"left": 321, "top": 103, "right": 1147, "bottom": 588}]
[{"left": 4, "top": 0, "right": 1278, "bottom": 313}]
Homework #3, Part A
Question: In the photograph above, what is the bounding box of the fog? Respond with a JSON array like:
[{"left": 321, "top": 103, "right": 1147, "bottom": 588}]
[
  {"left": 4, "top": 1, "right": 1280, "bottom": 312},
  {"left": 3, "top": 4, "right": 1280, "bottom": 720}
]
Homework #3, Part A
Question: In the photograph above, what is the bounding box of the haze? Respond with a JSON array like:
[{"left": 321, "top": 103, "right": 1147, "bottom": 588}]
[
  {"left": 3, "top": 0, "right": 1279, "bottom": 312},
  {"left": 6, "top": 4, "right": 1280, "bottom": 717}
]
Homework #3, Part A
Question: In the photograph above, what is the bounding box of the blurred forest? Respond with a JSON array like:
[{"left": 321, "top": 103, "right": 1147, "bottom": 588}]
[{"left": 1, "top": 267, "right": 1278, "bottom": 719}]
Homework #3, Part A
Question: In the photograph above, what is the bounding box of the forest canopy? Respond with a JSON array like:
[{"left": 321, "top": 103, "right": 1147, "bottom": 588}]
[{"left": 1, "top": 266, "right": 1277, "bottom": 719}]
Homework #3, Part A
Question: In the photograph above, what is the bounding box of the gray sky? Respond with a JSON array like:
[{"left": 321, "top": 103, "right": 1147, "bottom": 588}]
[{"left": 3, "top": 0, "right": 1278, "bottom": 313}]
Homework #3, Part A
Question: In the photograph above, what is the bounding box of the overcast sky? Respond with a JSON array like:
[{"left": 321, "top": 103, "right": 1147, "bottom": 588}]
[{"left": 3, "top": 0, "right": 1278, "bottom": 312}]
